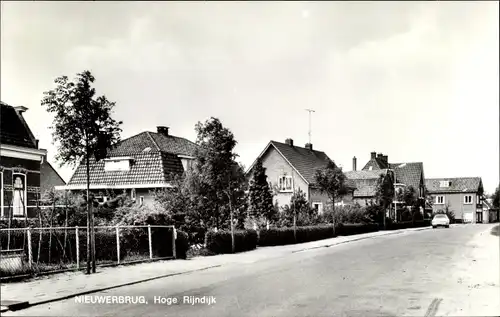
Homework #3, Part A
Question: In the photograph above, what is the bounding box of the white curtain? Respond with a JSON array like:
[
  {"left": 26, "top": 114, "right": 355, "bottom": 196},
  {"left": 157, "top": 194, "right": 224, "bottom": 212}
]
[{"left": 12, "top": 175, "right": 25, "bottom": 216}]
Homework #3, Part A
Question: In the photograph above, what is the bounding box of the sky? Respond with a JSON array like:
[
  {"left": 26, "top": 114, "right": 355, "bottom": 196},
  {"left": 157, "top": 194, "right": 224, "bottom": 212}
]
[{"left": 1, "top": 1, "right": 499, "bottom": 194}]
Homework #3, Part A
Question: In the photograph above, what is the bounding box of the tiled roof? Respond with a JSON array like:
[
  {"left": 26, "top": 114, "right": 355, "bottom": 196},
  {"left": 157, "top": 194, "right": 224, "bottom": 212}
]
[
  {"left": 66, "top": 131, "right": 197, "bottom": 187},
  {"left": 425, "top": 177, "right": 483, "bottom": 193},
  {"left": 362, "top": 158, "right": 388, "bottom": 170},
  {"left": 68, "top": 152, "right": 184, "bottom": 186},
  {"left": 270, "top": 141, "right": 333, "bottom": 185},
  {"left": 0, "top": 101, "right": 37, "bottom": 148},
  {"left": 389, "top": 162, "right": 424, "bottom": 190},
  {"left": 345, "top": 170, "right": 389, "bottom": 198}
]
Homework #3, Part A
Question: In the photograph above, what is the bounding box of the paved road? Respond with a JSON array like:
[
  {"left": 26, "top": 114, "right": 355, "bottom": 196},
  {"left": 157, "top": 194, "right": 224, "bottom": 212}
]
[{"left": 5, "top": 224, "right": 499, "bottom": 317}]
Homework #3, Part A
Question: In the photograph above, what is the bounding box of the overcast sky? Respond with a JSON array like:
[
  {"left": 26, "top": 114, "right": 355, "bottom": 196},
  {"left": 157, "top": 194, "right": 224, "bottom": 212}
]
[{"left": 1, "top": 1, "right": 498, "bottom": 193}]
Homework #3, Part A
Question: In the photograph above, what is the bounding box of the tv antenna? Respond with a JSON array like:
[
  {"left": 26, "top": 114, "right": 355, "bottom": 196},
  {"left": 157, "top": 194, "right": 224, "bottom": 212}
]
[{"left": 305, "top": 109, "right": 315, "bottom": 144}]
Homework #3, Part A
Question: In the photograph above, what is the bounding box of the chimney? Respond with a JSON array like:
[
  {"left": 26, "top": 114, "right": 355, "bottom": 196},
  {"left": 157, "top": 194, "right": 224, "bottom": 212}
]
[
  {"left": 35, "top": 139, "right": 39, "bottom": 149},
  {"left": 353, "top": 156, "right": 357, "bottom": 171},
  {"left": 285, "top": 138, "right": 294, "bottom": 146},
  {"left": 305, "top": 143, "right": 313, "bottom": 151},
  {"left": 377, "top": 153, "right": 383, "bottom": 160},
  {"left": 371, "top": 151, "right": 376, "bottom": 159},
  {"left": 157, "top": 126, "right": 169, "bottom": 136},
  {"left": 382, "top": 155, "right": 388, "bottom": 165}
]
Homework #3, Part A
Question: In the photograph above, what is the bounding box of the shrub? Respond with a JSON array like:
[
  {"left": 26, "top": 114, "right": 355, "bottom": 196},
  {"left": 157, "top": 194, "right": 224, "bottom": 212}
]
[
  {"left": 205, "top": 229, "right": 258, "bottom": 254},
  {"left": 175, "top": 230, "right": 189, "bottom": 259},
  {"left": 335, "top": 223, "right": 379, "bottom": 236},
  {"left": 258, "top": 225, "right": 335, "bottom": 246}
]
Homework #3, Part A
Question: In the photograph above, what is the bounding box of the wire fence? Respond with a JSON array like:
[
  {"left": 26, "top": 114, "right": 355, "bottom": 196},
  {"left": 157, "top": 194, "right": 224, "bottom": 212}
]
[{"left": 0, "top": 225, "right": 176, "bottom": 279}]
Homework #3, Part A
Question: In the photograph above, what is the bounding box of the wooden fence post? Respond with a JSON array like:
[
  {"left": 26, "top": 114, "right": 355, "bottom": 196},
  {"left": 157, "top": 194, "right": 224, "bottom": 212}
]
[
  {"left": 75, "top": 226, "right": 80, "bottom": 269},
  {"left": 27, "top": 228, "right": 33, "bottom": 269},
  {"left": 116, "top": 225, "right": 120, "bottom": 264},
  {"left": 148, "top": 225, "right": 153, "bottom": 260}
]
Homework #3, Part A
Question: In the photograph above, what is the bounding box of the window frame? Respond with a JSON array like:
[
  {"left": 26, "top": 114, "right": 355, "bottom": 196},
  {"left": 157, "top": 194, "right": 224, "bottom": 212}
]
[
  {"left": 312, "top": 202, "right": 323, "bottom": 215},
  {"left": 278, "top": 175, "right": 293, "bottom": 193},
  {"left": 12, "top": 172, "right": 27, "bottom": 217},
  {"left": 464, "top": 195, "right": 473, "bottom": 205},
  {"left": 131, "top": 188, "right": 136, "bottom": 201},
  {"left": 435, "top": 195, "right": 445, "bottom": 205}
]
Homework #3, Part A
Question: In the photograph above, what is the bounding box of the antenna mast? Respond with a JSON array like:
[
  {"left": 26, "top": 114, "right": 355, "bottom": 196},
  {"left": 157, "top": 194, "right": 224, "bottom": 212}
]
[{"left": 305, "top": 109, "right": 315, "bottom": 144}]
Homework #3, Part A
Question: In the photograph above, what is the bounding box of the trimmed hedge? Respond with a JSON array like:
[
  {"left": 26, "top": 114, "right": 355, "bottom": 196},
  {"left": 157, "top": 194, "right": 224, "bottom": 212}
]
[
  {"left": 258, "top": 225, "right": 335, "bottom": 246},
  {"left": 205, "top": 230, "right": 258, "bottom": 254},
  {"left": 336, "top": 223, "right": 380, "bottom": 236}
]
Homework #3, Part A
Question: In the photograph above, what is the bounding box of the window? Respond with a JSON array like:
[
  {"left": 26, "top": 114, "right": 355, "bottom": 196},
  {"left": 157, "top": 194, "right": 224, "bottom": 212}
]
[
  {"left": 313, "top": 202, "right": 323, "bottom": 215},
  {"left": 139, "top": 196, "right": 144, "bottom": 206},
  {"left": 435, "top": 196, "right": 445, "bottom": 204},
  {"left": 440, "top": 181, "right": 451, "bottom": 188},
  {"left": 131, "top": 188, "right": 136, "bottom": 200},
  {"left": 12, "top": 173, "right": 26, "bottom": 217},
  {"left": 104, "top": 158, "right": 132, "bottom": 172},
  {"left": 278, "top": 175, "right": 293, "bottom": 192},
  {"left": 464, "top": 195, "right": 473, "bottom": 204}
]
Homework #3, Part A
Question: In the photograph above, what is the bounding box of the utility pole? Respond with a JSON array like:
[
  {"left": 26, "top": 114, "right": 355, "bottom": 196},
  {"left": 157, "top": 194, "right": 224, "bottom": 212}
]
[{"left": 305, "top": 109, "right": 315, "bottom": 144}]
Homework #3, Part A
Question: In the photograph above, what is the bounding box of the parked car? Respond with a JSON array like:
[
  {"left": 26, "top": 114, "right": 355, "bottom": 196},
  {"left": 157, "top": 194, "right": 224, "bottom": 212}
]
[{"left": 432, "top": 214, "right": 450, "bottom": 228}]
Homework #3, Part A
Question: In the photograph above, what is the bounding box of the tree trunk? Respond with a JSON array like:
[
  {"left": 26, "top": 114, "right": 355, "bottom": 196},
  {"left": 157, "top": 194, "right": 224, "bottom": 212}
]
[{"left": 86, "top": 153, "right": 91, "bottom": 274}]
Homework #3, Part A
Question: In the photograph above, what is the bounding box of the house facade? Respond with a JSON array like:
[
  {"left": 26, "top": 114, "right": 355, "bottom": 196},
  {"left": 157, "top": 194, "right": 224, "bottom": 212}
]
[
  {"left": 57, "top": 126, "right": 198, "bottom": 206},
  {"left": 344, "top": 168, "right": 394, "bottom": 207},
  {"left": 0, "top": 102, "right": 47, "bottom": 219},
  {"left": 425, "top": 177, "right": 484, "bottom": 223},
  {"left": 360, "top": 151, "right": 427, "bottom": 220},
  {"left": 246, "top": 139, "right": 336, "bottom": 214}
]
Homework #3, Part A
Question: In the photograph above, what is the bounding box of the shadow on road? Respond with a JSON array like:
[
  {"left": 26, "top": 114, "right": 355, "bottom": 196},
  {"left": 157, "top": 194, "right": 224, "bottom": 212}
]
[{"left": 491, "top": 224, "right": 499, "bottom": 236}]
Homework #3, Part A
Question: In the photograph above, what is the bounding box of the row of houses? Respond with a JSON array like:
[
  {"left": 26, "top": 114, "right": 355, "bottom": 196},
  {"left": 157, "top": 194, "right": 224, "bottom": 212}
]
[{"left": 1, "top": 101, "right": 498, "bottom": 224}]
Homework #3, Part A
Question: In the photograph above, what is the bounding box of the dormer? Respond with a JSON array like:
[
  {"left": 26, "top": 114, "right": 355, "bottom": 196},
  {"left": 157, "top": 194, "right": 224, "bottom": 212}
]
[
  {"left": 178, "top": 155, "right": 195, "bottom": 172},
  {"left": 439, "top": 180, "right": 452, "bottom": 188},
  {"left": 104, "top": 157, "right": 134, "bottom": 172}
]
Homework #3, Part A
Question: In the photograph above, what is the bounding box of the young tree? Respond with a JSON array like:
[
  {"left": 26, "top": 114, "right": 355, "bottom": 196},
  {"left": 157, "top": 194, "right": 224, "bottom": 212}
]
[
  {"left": 247, "top": 158, "right": 276, "bottom": 227},
  {"left": 42, "top": 70, "right": 122, "bottom": 274},
  {"left": 374, "top": 172, "right": 395, "bottom": 227},
  {"left": 190, "top": 118, "right": 244, "bottom": 251},
  {"left": 315, "top": 161, "right": 348, "bottom": 232}
]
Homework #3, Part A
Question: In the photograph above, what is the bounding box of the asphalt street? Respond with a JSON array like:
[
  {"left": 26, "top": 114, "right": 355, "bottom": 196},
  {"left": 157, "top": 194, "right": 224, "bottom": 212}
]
[{"left": 4, "top": 224, "right": 498, "bottom": 317}]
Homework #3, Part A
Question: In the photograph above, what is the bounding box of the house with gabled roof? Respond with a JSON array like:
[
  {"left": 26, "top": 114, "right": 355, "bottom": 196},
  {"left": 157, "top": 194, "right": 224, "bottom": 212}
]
[
  {"left": 57, "top": 126, "right": 198, "bottom": 206},
  {"left": 358, "top": 152, "right": 427, "bottom": 220},
  {"left": 245, "top": 138, "right": 350, "bottom": 214},
  {"left": 1, "top": 101, "right": 48, "bottom": 219},
  {"left": 344, "top": 168, "right": 394, "bottom": 207},
  {"left": 425, "top": 177, "right": 484, "bottom": 223}
]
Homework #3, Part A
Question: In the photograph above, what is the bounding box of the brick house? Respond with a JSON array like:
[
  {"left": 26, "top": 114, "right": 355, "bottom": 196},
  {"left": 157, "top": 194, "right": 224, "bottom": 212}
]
[
  {"left": 359, "top": 152, "right": 427, "bottom": 220},
  {"left": 40, "top": 158, "right": 66, "bottom": 195},
  {"left": 425, "top": 177, "right": 484, "bottom": 223},
  {"left": 57, "top": 126, "right": 198, "bottom": 206},
  {"left": 245, "top": 139, "right": 351, "bottom": 214},
  {"left": 344, "top": 165, "right": 394, "bottom": 207},
  {"left": 0, "top": 101, "right": 47, "bottom": 219}
]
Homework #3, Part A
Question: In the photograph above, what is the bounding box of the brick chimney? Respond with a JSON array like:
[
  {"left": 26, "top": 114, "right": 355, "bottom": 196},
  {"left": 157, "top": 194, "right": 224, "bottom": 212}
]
[
  {"left": 371, "top": 151, "right": 376, "bottom": 159},
  {"left": 285, "top": 138, "right": 294, "bottom": 146},
  {"left": 353, "top": 156, "right": 357, "bottom": 171},
  {"left": 305, "top": 143, "right": 313, "bottom": 151},
  {"left": 157, "top": 126, "right": 169, "bottom": 136},
  {"left": 382, "top": 155, "right": 388, "bottom": 165},
  {"left": 377, "top": 153, "right": 383, "bottom": 160}
]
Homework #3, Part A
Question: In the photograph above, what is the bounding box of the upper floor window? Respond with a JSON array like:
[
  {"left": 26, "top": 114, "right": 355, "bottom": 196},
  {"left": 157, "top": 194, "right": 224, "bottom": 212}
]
[
  {"left": 104, "top": 157, "right": 132, "bottom": 172},
  {"left": 435, "top": 195, "right": 445, "bottom": 204},
  {"left": 464, "top": 195, "right": 473, "bottom": 204},
  {"left": 278, "top": 175, "right": 293, "bottom": 192},
  {"left": 440, "top": 181, "right": 452, "bottom": 188}
]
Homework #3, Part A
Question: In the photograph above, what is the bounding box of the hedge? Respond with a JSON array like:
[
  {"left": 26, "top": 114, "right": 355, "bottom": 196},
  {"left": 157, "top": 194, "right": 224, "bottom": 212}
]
[
  {"left": 205, "top": 230, "right": 258, "bottom": 254},
  {"left": 175, "top": 230, "right": 189, "bottom": 259},
  {"left": 335, "top": 223, "right": 380, "bottom": 236},
  {"left": 258, "top": 225, "right": 335, "bottom": 246}
]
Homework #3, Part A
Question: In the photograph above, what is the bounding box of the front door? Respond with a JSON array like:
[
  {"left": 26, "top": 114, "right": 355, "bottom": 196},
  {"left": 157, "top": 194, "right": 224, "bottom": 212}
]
[{"left": 476, "top": 211, "right": 483, "bottom": 223}]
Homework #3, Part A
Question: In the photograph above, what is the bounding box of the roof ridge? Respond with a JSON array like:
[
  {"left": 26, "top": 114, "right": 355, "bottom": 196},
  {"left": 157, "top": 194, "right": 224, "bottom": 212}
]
[
  {"left": 270, "top": 140, "right": 327, "bottom": 154},
  {"left": 146, "top": 131, "right": 161, "bottom": 151}
]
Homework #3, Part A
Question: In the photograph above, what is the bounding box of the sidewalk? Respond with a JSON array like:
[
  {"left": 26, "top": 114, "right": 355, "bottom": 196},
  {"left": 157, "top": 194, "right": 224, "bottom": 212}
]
[{"left": 0, "top": 226, "right": 431, "bottom": 312}]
